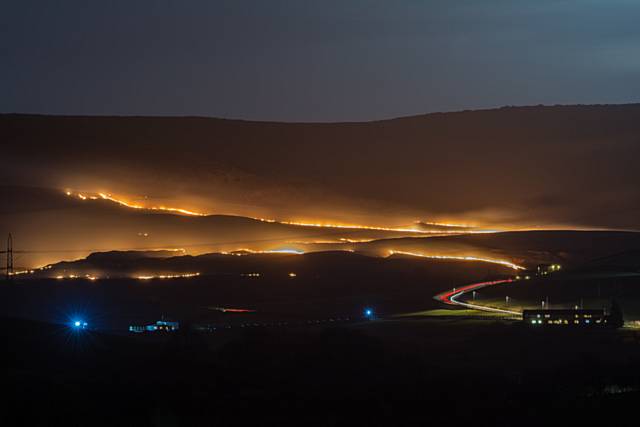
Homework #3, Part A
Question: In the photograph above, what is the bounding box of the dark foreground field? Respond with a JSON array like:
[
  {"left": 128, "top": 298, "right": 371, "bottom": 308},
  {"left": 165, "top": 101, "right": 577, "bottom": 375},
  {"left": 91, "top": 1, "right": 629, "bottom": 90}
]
[
  {"left": 3, "top": 315, "right": 640, "bottom": 426},
  {"left": 4, "top": 252, "right": 640, "bottom": 426},
  {"left": 0, "top": 254, "right": 512, "bottom": 332}
]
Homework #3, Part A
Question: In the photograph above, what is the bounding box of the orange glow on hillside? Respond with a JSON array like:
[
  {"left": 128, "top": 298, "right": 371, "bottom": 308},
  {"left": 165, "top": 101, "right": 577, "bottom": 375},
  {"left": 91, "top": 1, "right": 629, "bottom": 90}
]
[
  {"left": 136, "top": 272, "right": 201, "bottom": 280},
  {"left": 98, "top": 193, "right": 206, "bottom": 216},
  {"left": 65, "top": 191, "right": 206, "bottom": 216},
  {"left": 63, "top": 189, "right": 495, "bottom": 235},
  {"left": 258, "top": 219, "right": 494, "bottom": 235},
  {"left": 277, "top": 220, "right": 432, "bottom": 233},
  {"left": 221, "top": 248, "right": 304, "bottom": 255},
  {"left": 388, "top": 250, "right": 525, "bottom": 270}
]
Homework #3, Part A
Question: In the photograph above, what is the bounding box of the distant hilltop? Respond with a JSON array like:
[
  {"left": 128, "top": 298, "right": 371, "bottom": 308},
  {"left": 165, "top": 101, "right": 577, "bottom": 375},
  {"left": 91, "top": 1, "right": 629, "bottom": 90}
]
[
  {"left": 3, "top": 103, "right": 640, "bottom": 123},
  {"left": 3, "top": 104, "right": 640, "bottom": 248}
]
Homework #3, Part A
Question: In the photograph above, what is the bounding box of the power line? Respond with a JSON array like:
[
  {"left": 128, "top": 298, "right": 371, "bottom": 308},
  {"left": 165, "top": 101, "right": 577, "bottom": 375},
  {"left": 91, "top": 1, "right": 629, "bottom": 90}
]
[{"left": 5, "top": 233, "right": 13, "bottom": 280}]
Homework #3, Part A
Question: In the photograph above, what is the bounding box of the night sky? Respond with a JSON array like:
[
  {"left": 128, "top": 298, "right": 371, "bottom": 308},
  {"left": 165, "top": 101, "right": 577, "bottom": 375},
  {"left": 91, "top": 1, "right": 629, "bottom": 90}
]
[{"left": 3, "top": 1, "right": 640, "bottom": 122}]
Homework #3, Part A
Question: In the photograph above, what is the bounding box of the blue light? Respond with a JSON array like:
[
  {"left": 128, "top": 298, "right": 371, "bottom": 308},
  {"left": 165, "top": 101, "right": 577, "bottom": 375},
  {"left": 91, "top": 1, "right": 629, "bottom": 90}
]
[
  {"left": 364, "top": 308, "right": 373, "bottom": 317},
  {"left": 72, "top": 320, "right": 88, "bottom": 330}
]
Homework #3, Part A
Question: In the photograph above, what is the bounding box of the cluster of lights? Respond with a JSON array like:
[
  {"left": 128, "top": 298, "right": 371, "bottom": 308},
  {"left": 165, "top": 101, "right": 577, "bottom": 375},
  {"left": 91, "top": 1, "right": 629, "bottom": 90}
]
[
  {"left": 8, "top": 269, "right": 35, "bottom": 276},
  {"left": 55, "top": 274, "right": 99, "bottom": 280},
  {"left": 9, "top": 264, "right": 54, "bottom": 276},
  {"left": 135, "top": 272, "right": 200, "bottom": 280},
  {"left": 240, "top": 273, "right": 261, "bottom": 277},
  {"left": 388, "top": 250, "right": 525, "bottom": 271}
]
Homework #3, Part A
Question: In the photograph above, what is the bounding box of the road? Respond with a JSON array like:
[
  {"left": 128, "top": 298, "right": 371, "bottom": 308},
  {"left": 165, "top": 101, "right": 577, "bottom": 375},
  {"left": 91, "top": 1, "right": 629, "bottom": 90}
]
[{"left": 434, "top": 279, "right": 521, "bottom": 316}]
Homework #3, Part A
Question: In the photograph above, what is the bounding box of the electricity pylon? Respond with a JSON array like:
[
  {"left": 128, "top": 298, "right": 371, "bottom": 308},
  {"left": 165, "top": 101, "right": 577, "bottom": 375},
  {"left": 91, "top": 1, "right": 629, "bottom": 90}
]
[{"left": 5, "top": 234, "right": 13, "bottom": 280}]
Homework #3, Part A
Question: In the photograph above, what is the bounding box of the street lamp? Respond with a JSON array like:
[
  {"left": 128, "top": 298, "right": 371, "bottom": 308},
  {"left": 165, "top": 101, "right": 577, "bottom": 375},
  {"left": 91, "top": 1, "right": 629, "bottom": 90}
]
[{"left": 364, "top": 308, "right": 374, "bottom": 320}]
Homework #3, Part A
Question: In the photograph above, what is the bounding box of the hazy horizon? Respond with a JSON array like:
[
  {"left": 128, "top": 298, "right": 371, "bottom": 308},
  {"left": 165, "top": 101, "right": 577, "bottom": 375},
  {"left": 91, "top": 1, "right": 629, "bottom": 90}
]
[{"left": 4, "top": 102, "right": 640, "bottom": 124}]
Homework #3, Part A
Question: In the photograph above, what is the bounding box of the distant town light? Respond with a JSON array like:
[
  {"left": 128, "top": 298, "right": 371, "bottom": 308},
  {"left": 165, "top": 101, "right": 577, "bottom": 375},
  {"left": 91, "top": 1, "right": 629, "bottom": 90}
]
[
  {"left": 72, "top": 320, "right": 88, "bottom": 330},
  {"left": 129, "top": 319, "right": 179, "bottom": 333}
]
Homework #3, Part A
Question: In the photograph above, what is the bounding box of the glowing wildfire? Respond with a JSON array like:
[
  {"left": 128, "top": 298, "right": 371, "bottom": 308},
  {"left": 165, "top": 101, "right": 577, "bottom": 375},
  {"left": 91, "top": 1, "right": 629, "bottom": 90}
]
[
  {"left": 66, "top": 190, "right": 206, "bottom": 216},
  {"left": 220, "top": 248, "right": 304, "bottom": 255},
  {"left": 388, "top": 250, "right": 525, "bottom": 271},
  {"left": 276, "top": 220, "right": 433, "bottom": 234},
  {"left": 63, "top": 190, "right": 490, "bottom": 235},
  {"left": 136, "top": 272, "right": 201, "bottom": 280}
]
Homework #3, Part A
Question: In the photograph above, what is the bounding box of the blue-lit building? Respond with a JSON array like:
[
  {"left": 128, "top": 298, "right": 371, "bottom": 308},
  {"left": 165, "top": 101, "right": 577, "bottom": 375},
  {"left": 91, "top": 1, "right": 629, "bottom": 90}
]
[{"left": 129, "top": 320, "right": 180, "bottom": 333}]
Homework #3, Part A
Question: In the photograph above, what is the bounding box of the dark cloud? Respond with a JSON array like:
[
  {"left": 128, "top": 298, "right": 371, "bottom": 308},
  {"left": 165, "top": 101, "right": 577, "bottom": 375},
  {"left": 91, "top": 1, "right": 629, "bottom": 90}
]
[{"left": 2, "top": 1, "right": 639, "bottom": 121}]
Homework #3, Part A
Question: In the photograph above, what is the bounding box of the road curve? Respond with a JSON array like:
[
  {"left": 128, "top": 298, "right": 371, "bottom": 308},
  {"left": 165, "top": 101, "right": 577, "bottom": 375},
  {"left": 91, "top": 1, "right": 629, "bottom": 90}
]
[{"left": 434, "top": 279, "right": 521, "bottom": 316}]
